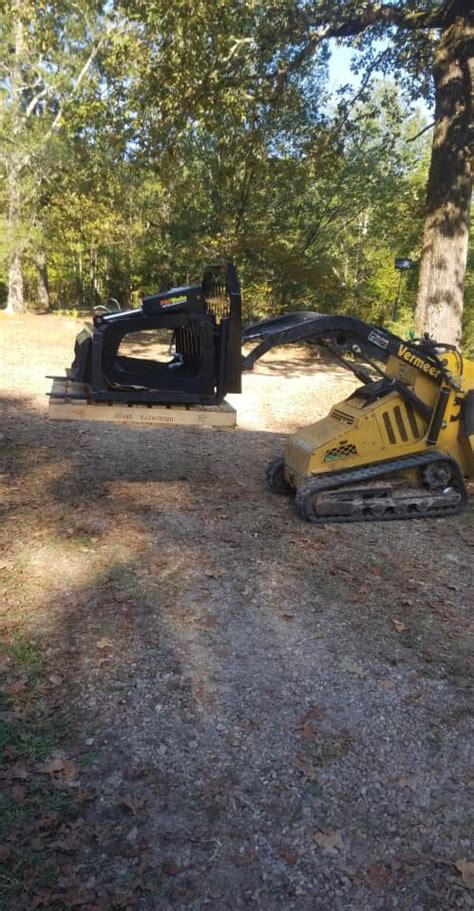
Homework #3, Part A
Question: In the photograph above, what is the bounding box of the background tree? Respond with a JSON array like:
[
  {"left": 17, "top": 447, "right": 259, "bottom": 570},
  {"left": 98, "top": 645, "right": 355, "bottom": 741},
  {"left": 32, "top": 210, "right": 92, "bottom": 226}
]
[
  {"left": 0, "top": 0, "right": 118, "bottom": 313},
  {"left": 0, "top": 0, "right": 471, "bottom": 347},
  {"left": 254, "top": 0, "right": 473, "bottom": 343}
]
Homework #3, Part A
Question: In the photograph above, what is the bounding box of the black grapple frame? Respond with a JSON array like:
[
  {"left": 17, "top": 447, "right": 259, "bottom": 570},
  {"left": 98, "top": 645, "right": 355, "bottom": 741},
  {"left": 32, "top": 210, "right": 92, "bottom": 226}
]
[
  {"left": 61, "top": 263, "right": 241, "bottom": 405},
  {"left": 56, "top": 260, "right": 462, "bottom": 421}
]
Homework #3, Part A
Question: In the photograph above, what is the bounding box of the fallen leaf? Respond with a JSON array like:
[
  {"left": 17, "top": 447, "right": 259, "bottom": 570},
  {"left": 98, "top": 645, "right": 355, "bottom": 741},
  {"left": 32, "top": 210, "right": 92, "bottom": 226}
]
[
  {"left": 380, "top": 679, "right": 395, "bottom": 690},
  {"left": 392, "top": 619, "right": 406, "bottom": 633},
  {"left": 43, "top": 757, "right": 66, "bottom": 774},
  {"left": 279, "top": 849, "right": 298, "bottom": 865},
  {"left": 30, "top": 889, "right": 53, "bottom": 909},
  {"left": 230, "top": 851, "right": 256, "bottom": 867},
  {"left": 294, "top": 755, "right": 318, "bottom": 781},
  {"left": 366, "top": 863, "right": 394, "bottom": 890},
  {"left": 6, "top": 678, "right": 28, "bottom": 695},
  {"left": 200, "top": 614, "right": 219, "bottom": 630},
  {"left": 121, "top": 795, "right": 147, "bottom": 816},
  {"left": 162, "top": 859, "right": 181, "bottom": 876},
  {"left": 402, "top": 691, "right": 423, "bottom": 705},
  {"left": 313, "top": 830, "right": 344, "bottom": 852},
  {"left": 8, "top": 762, "right": 29, "bottom": 780},
  {"left": 29, "top": 836, "right": 46, "bottom": 851},
  {"left": 62, "top": 888, "right": 92, "bottom": 906},
  {"left": 49, "top": 674, "right": 63, "bottom": 686},
  {"left": 398, "top": 775, "right": 417, "bottom": 791},
  {"left": 96, "top": 638, "right": 112, "bottom": 650},
  {"left": 455, "top": 859, "right": 474, "bottom": 889},
  {"left": 43, "top": 757, "right": 78, "bottom": 781},
  {"left": 62, "top": 759, "right": 79, "bottom": 781},
  {"left": 0, "top": 845, "right": 13, "bottom": 862},
  {"left": 125, "top": 825, "right": 138, "bottom": 844},
  {"left": 296, "top": 705, "right": 323, "bottom": 726},
  {"left": 11, "top": 784, "right": 26, "bottom": 802},
  {"left": 300, "top": 721, "right": 320, "bottom": 740}
]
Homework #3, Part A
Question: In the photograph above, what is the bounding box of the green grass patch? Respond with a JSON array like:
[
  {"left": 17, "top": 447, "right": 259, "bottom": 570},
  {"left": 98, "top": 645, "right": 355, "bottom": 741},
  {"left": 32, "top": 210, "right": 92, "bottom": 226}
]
[
  {"left": 0, "top": 796, "right": 39, "bottom": 842},
  {"left": 0, "top": 626, "right": 80, "bottom": 909},
  {"left": 0, "top": 862, "right": 25, "bottom": 908},
  {"left": 8, "top": 635, "right": 43, "bottom": 671},
  {"left": 0, "top": 717, "right": 56, "bottom": 763}
]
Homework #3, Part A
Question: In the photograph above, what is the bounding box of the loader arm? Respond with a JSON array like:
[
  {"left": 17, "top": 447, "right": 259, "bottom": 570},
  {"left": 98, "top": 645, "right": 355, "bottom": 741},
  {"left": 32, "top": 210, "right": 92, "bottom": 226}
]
[{"left": 241, "top": 312, "right": 449, "bottom": 382}]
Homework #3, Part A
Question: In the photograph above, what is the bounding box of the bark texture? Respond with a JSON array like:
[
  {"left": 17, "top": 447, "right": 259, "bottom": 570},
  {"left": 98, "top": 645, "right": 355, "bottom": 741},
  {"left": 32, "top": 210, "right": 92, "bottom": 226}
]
[
  {"left": 6, "top": 1, "right": 26, "bottom": 314},
  {"left": 414, "top": 3, "right": 473, "bottom": 345},
  {"left": 6, "top": 156, "right": 25, "bottom": 314},
  {"left": 36, "top": 252, "right": 51, "bottom": 311}
]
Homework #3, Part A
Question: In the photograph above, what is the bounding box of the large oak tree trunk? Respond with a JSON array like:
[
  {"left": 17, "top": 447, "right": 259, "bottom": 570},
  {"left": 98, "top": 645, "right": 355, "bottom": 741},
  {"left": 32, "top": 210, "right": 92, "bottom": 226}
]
[{"left": 414, "top": 5, "right": 473, "bottom": 345}]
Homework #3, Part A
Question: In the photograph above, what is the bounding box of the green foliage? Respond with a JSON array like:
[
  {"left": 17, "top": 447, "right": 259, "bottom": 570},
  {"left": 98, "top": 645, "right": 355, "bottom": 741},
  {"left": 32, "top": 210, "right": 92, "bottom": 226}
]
[{"left": 0, "top": 0, "right": 471, "bottom": 338}]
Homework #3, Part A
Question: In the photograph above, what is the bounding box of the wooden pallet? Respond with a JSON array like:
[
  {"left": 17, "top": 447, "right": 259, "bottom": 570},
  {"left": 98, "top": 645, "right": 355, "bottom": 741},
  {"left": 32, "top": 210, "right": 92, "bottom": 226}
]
[{"left": 48, "top": 378, "right": 236, "bottom": 429}]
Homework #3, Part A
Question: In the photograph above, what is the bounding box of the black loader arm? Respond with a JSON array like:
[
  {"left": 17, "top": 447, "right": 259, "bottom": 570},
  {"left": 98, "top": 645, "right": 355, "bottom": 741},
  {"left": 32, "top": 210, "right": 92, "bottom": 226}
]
[
  {"left": 242, "top": 312, "right": 405, "bottom": 370},
  {"left": 241, "top": 312, "right": 452, "bottom": 390}
]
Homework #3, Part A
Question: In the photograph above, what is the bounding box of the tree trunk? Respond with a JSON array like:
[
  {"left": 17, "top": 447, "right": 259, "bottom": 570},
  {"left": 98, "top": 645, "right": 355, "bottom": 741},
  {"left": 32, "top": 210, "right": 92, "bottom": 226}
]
[
  {"left": 90, "top": 246, "right": 99, "bottom": 305},
  {"left": 7, "top": 247, "right": 24, "bottom": 315},
  {"left": 414, "top": 5, "right": 473, "bottom": 345},
  {"left": 6, "top": 158, "right": 25, "bottom": 314},
  {"left": 6, "top": 2, "right": 26, "bottom": 314},
  {"left": 36, "top": 252, "right": 51, "bottom": 311}
]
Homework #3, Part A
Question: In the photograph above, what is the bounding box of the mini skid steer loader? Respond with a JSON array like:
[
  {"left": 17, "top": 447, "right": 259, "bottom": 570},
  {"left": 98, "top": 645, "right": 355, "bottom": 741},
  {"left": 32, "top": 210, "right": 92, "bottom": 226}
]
[
  {"left": 54, "top": 265, "right": 474, "bottom": 524},
  {"left": 242, "top": 313, "right": 474, "bottom": 524}
]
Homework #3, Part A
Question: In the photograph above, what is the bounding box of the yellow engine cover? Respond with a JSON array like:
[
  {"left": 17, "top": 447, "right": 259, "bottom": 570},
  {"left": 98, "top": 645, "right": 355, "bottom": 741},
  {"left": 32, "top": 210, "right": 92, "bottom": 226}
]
[{"left": 284, "top": 350, "right": 474, "bottom": 490}]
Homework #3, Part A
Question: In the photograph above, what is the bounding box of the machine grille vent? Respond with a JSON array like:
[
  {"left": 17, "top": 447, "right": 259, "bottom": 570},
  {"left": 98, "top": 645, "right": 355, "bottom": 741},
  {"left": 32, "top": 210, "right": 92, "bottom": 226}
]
[
  {"left": 382, "top": 411, "right": 396, "bottom": 444},
  {"left": 405, "top": 403, "right": 420, "bottom": 438},
  {"left": 383, "top": 405, "right": 421, "bottom": 444},
  {"left": 323, "top": 441, "right": 358, "bottom": 462},
  {"left": 393, "top": 405, "right": 408, "bottom": 442},
  {"left": 332, "top": 409, "right": 355, "bottom": 424}
]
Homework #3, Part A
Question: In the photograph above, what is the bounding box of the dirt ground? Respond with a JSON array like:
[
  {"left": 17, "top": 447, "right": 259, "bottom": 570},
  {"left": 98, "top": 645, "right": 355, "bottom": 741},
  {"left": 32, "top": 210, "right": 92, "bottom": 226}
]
[{"left": 0, "top": 314, "right": 473, "bottom": 910}]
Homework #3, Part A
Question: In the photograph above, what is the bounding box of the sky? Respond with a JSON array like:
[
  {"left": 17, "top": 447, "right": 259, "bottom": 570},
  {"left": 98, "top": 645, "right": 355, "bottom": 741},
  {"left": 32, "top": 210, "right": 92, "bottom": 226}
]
[
  {"left": 327, "top": 43, "right": 362, "bottom": 92},
  {"left": 327, "top": 41, "right": 433, "bottom": 117}
]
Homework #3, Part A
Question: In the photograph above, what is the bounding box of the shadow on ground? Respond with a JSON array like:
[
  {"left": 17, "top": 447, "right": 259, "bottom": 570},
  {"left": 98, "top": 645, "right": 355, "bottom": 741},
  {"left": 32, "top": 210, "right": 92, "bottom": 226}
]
[{"left": 0, "top": 360, "right": 473, "bottom": 909}]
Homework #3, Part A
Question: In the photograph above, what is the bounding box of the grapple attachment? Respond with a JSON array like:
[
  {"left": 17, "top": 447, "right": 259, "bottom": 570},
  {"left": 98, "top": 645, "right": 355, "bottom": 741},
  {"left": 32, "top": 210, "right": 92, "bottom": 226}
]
[{"left": 65, "top": 263, "right": 241, "bottom": 405}]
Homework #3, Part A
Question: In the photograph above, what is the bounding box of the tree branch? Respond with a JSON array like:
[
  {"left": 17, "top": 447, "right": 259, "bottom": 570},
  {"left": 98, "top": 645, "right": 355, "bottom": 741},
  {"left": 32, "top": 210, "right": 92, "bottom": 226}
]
[
  {"left": 407, "top": 121, "right": 435, "bottom": 141},
  {"left": 41, "top": 18, "right": 117, "bottom": 146},
  {"left": 25, "top": 87, "right": 49, "bottom": 119},
  {"left": 272, "top": 3, "right": 446, "bottom": 101}
]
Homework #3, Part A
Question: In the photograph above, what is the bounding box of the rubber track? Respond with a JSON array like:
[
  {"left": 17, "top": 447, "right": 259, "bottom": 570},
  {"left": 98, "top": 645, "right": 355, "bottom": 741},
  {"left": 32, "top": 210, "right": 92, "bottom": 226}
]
[{"left": 295, "top": 451, "right": 468, "bottom": 524}]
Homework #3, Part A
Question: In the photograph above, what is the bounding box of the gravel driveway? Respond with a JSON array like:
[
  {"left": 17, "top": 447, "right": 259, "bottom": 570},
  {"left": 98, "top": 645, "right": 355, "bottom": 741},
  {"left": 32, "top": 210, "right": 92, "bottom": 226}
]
[{"left": 0, "top": 314, "right": 473, "bottom": 909}]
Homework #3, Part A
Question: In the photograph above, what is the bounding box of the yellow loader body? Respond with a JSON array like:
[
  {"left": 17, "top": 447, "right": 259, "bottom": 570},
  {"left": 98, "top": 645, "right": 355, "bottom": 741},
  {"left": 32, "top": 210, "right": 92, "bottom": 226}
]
[{"left": 284, "top": 351, "right": 474, "bottom": 491}]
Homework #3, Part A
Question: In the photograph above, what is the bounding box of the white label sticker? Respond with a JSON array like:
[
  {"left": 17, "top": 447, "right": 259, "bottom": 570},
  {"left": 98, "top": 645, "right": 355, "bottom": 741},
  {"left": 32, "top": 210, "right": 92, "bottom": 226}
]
[{"left": 368, "top": 330, "right": 389, "bottom": 350}]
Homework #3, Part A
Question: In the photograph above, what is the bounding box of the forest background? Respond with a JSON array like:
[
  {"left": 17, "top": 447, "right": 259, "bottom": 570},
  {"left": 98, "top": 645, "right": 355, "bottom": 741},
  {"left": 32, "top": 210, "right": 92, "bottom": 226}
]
[{"left": 1, "top": 0, "right": 472, "bottom": 344}]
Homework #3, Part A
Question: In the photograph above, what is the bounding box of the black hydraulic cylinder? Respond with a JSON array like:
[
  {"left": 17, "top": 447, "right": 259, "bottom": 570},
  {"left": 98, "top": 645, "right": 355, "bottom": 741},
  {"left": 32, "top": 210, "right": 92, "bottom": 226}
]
[{"left": 426, "top": 387, "right": 450, "bottom": 445}]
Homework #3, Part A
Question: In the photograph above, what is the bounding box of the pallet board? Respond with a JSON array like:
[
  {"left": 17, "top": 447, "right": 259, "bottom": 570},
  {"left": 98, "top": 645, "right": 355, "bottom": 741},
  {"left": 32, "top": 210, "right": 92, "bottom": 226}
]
[{"left": 48, "top": 378, "right": 236, "bottom": 429}]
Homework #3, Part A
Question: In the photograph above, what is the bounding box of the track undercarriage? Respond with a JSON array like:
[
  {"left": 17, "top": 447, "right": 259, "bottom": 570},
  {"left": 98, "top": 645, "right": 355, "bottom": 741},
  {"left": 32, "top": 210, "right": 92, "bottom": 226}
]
[{"left": 267, "top": 453, "right": 468, "bottom": 524}]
